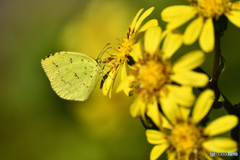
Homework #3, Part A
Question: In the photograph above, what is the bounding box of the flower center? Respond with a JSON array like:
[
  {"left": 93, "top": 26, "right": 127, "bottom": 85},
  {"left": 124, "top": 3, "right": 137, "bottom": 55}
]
[
  {"left": 196, "top": 0, "right": 231, "bottom": 19},
  {"left": 170, "top": 121, "right": 203, "bottom": 154},
  {"left": 115, "top": 38, "right": 133, "bottom": 63},
  {"left": 139, "top": 60, "right": 170, "bottom": 92},
  {"left": 114, "top": 28, "right": 136, "bottom": 65}
]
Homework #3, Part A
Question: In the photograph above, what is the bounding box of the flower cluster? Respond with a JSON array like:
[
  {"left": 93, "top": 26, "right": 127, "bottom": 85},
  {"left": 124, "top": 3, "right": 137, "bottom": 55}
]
[
  {"left": 42, "top": 1, "right": 240, "bottom": 159},
  {"left": 101, "top": 1, "right": 239, "bottom": 159},
  {"left": 146, "top": 89, "right": 238, "bottom": 159},
  {"left": 161, "top": 0, "right": 240, "bottom": 52}
]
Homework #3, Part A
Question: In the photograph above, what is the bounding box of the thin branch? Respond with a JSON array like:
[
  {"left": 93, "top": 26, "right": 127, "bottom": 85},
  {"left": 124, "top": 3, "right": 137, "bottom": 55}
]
[{"left": 209, "top": 32, "right": 239, "bottom": 160}]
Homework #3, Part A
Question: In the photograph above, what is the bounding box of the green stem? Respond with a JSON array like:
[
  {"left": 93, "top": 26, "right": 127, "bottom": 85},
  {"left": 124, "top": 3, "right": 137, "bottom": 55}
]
[
  {"left": 210, "top": 33, "right": 222, "bottom": 100},
  {"left": 210, "top": 33, "right": 239, "bottom": 160},
  {"left": 211, "top": 34, "right": 221, "bottom": 87}
]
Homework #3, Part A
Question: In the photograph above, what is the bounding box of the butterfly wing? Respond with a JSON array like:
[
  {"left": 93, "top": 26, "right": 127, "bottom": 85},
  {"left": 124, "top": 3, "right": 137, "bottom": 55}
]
[{"left": 41, "top": 51, "right": 102, "bottom": 101}]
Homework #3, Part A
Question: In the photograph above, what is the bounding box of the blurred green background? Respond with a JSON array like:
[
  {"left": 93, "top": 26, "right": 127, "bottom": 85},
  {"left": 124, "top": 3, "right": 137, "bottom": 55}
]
[{"left": 0, "top": 0, "right": 239, "bottom": 160}]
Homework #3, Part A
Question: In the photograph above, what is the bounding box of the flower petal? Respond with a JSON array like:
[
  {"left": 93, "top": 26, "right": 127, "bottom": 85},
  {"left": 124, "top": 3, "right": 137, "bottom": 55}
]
[
  {"left": 225, "top": 10, "right": 240, "bottom": 28},
  {"left": 167, "top": 85, "right": 195, "bottom": 107},
  {"left": 146, "top": 130, "right": 167, "bottom": 144},
  {"left": 203, "top": 138, "right": 238, "bottom": 152},
  {"left": 147, "top": 100, "right": 161, "bottom": 128},
  {"left": 131, "top": 8, "right": 144, "bottom": 31},
  {"left": 135, "top": 7, "right": 155, "bottom": 31},
  {"left": 199, "top": 18, "right": 214, "bottom": 53},
  {"left": 166, "top": 11, "right": 197, "bottom": 30},
  {"left": 170, "top": 71, "right": 209, "bottom": 87},
  {"left": 121, "top": 61, "right": 128, "bottom": 80},
  {"left": 179, "top": 107, "right": 191, "bottom": 121},
  {"left": 131, "top": 43, "right": 143, "bottom": 61},
  {"left": 150, "top": 144, "right": 169, "bottom": 160},
  {"left": 161, "top": 5, "right": 195, "bottom": 22},
  {"left": 144, "top": 26, "right": 162, "bottom": 55},
  {"left": 160, "top": 93, "right": 180, "bottom": 125},
  {"left": 162, "top": 31, "right": 183, "bottom": 60},
  {"left": 204, "top": 115, "right": 238, "bottom": 136},
  {"left": 121, "top": 61, "right": 133, "bottom": 96},
  {"left": 184, "top": 16, "right": 204, "bottom": 45},
  {"left": 161, "top": 115, "right": 172, "bottom": 130},
  {"left": 147, "top": 102, "right": 172, "bottom": 130},
  {"left": 116, "top": 75, "right": 135, "bottom": 95},
  {"left": 130, "top": 97, "right": 145, "bottom": 118},
  {"left": 139, "top": 19, "right": 158, "bottom": 33},
  {"left": 192, "top": 89, "right": 215, "bottom": 123},
  {"left": 172, "top": 50, "right": 205, "bottom": 72},
  {"left": 102, "top": 67, "right": 119, "bottom": 98},
  {"left": 168, "top": 152, "right": 176, "bottom": 160}
]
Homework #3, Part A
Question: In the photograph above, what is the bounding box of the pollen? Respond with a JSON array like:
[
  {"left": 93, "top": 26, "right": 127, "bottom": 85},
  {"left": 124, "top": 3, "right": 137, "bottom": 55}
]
[
  {"left": 170, "top": 121, "right": 203, "bottom": 154},
  {"left": 116, "top": 39, "right": 133, "bottom": 62},
  {"left": 196, "top": 0, "right": 231, "bottom": 19},
  {"left": 114, "top": 28, "right": 135, "bottom": 65},
  {"left": 138, "top": 59, "right": 171, "bottom": 93}
]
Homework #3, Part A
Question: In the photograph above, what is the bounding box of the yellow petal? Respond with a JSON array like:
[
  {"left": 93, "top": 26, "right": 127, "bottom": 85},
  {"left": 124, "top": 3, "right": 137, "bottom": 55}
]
[
  {"left": 139, "top": 19, "right": 158, "bottom": 33},
  {"left": 146, "top": 130, "right": 167, "bottom": 144},
  {"left": 192, "top": 89, "right": 215, "bottom": 123},
  {"left": 204, "top": 115, "right": 238, "bottom": 136},
  {"left": 131, "top": 43, "right": 143, "bottom": 61},
  {"left": 172, "top": 50, "right": 205, "bottom": 72},
  {"left": 161, "top": 30, "right": 168, "bottom": 40},
  {"left": 130, "top": 97, "right": 145, "bottom": 118},
  {"left": 171, "top": 71, "right": 209, "bottom": 87},
  {"left": 167, "top": 85, "right": 195, "bottom": 107},
  {"left": 102, "top": 75, "right": 113, "bottom": 96},
  {"left": 167, "top": 152, "right": 176, "bottom": 160},
  {"left": 131, "top": 8, "right": 144, "bottom": 31},
  {"left": 161, "top": 115, "right": 173, "bottom": 130},
  {"left": 102, "top": 67, "right": 119, "bottom": 97},
  {"left": 160, "top": 93, "right": 180, "bottom": 124},
  {"left": 108, "top": 83, "right": 113, "bottom": 99},
  {"left": 147, "top": 101, "right": 172, "bottom": 130},
  {"left": 161, "top": 5, "right": 195, "bottom": 22},
  {"left": 162, "top": 31, "right": 183, "bottom": 60},
  {"left": 147, "top": 100, "right": 161, "bottom": 128},
  {"left": 116, "top": 75, "right": 135, "bottom": 94},
  {"left": 144, "top": 26, "right": 162, "bottom": 55},
  {"left": 199, "top": 18, "right": 214, "bottom": 53},
  {"left": 135, "top": 7, "right": 155, "bottom": 31},
  {"left": 184, "top": 16, "right": 204, "bottom": 45},
  {"left": 166, "top": 11, "right": 197, "bottom": 30},
  {"left": 121, "top": 61, "right": 128, "bottom": 81},
  {"left": 150, "top": 144, "right": 169, "bottom": 160},
  {"left": 225, "top": 11, "right": 240, "bottom": 28},
  {"left": 203, "top": 138, "right": 238, "bottom": 152},
  {"left": 120, "top": 61, "right": 133, "bottom": 96},
  {"left": 179, "top": 106, "right": 191, "bottom": 121}
]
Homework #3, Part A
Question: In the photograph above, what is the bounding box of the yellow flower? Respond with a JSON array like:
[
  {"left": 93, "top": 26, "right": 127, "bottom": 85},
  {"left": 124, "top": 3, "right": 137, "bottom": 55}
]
[
  {"left": 161, "top": 0, "right": 240, "bottom": 52},
  {"left": 117, "top": 26, "right": 209, "bottom": 122},
  {"left": 146, "top": 89, "right": 238, "bottom": 160},
  {"left": 102, "top": 7, "right": 158, "bottom": 98}
]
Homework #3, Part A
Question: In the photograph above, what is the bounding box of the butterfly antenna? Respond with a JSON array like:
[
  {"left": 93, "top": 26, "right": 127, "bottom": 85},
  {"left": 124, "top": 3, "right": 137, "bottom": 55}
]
[{"left": 97, "top": 43, "right": 112, "bottom": 60}]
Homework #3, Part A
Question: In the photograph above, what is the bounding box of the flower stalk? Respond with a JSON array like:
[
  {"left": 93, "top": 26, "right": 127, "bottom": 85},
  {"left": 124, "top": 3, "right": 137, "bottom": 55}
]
[{"left": 210, "top": 32, "right": 239, "bottom": 160}]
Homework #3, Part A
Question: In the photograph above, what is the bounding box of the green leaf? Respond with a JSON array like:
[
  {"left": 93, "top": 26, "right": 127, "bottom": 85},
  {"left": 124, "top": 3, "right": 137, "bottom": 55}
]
[
  {"left": 217, "top": 54, "right": 226, "bottom": 77},
  {"left": 218, "top": 94, "right": 224, "bottom": 102}
]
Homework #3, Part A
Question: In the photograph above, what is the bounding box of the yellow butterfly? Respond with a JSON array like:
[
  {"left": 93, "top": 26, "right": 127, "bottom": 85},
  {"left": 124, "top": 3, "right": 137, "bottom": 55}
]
[{"left": 41, "top": 51, "right": 104, "bottom": 101}]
